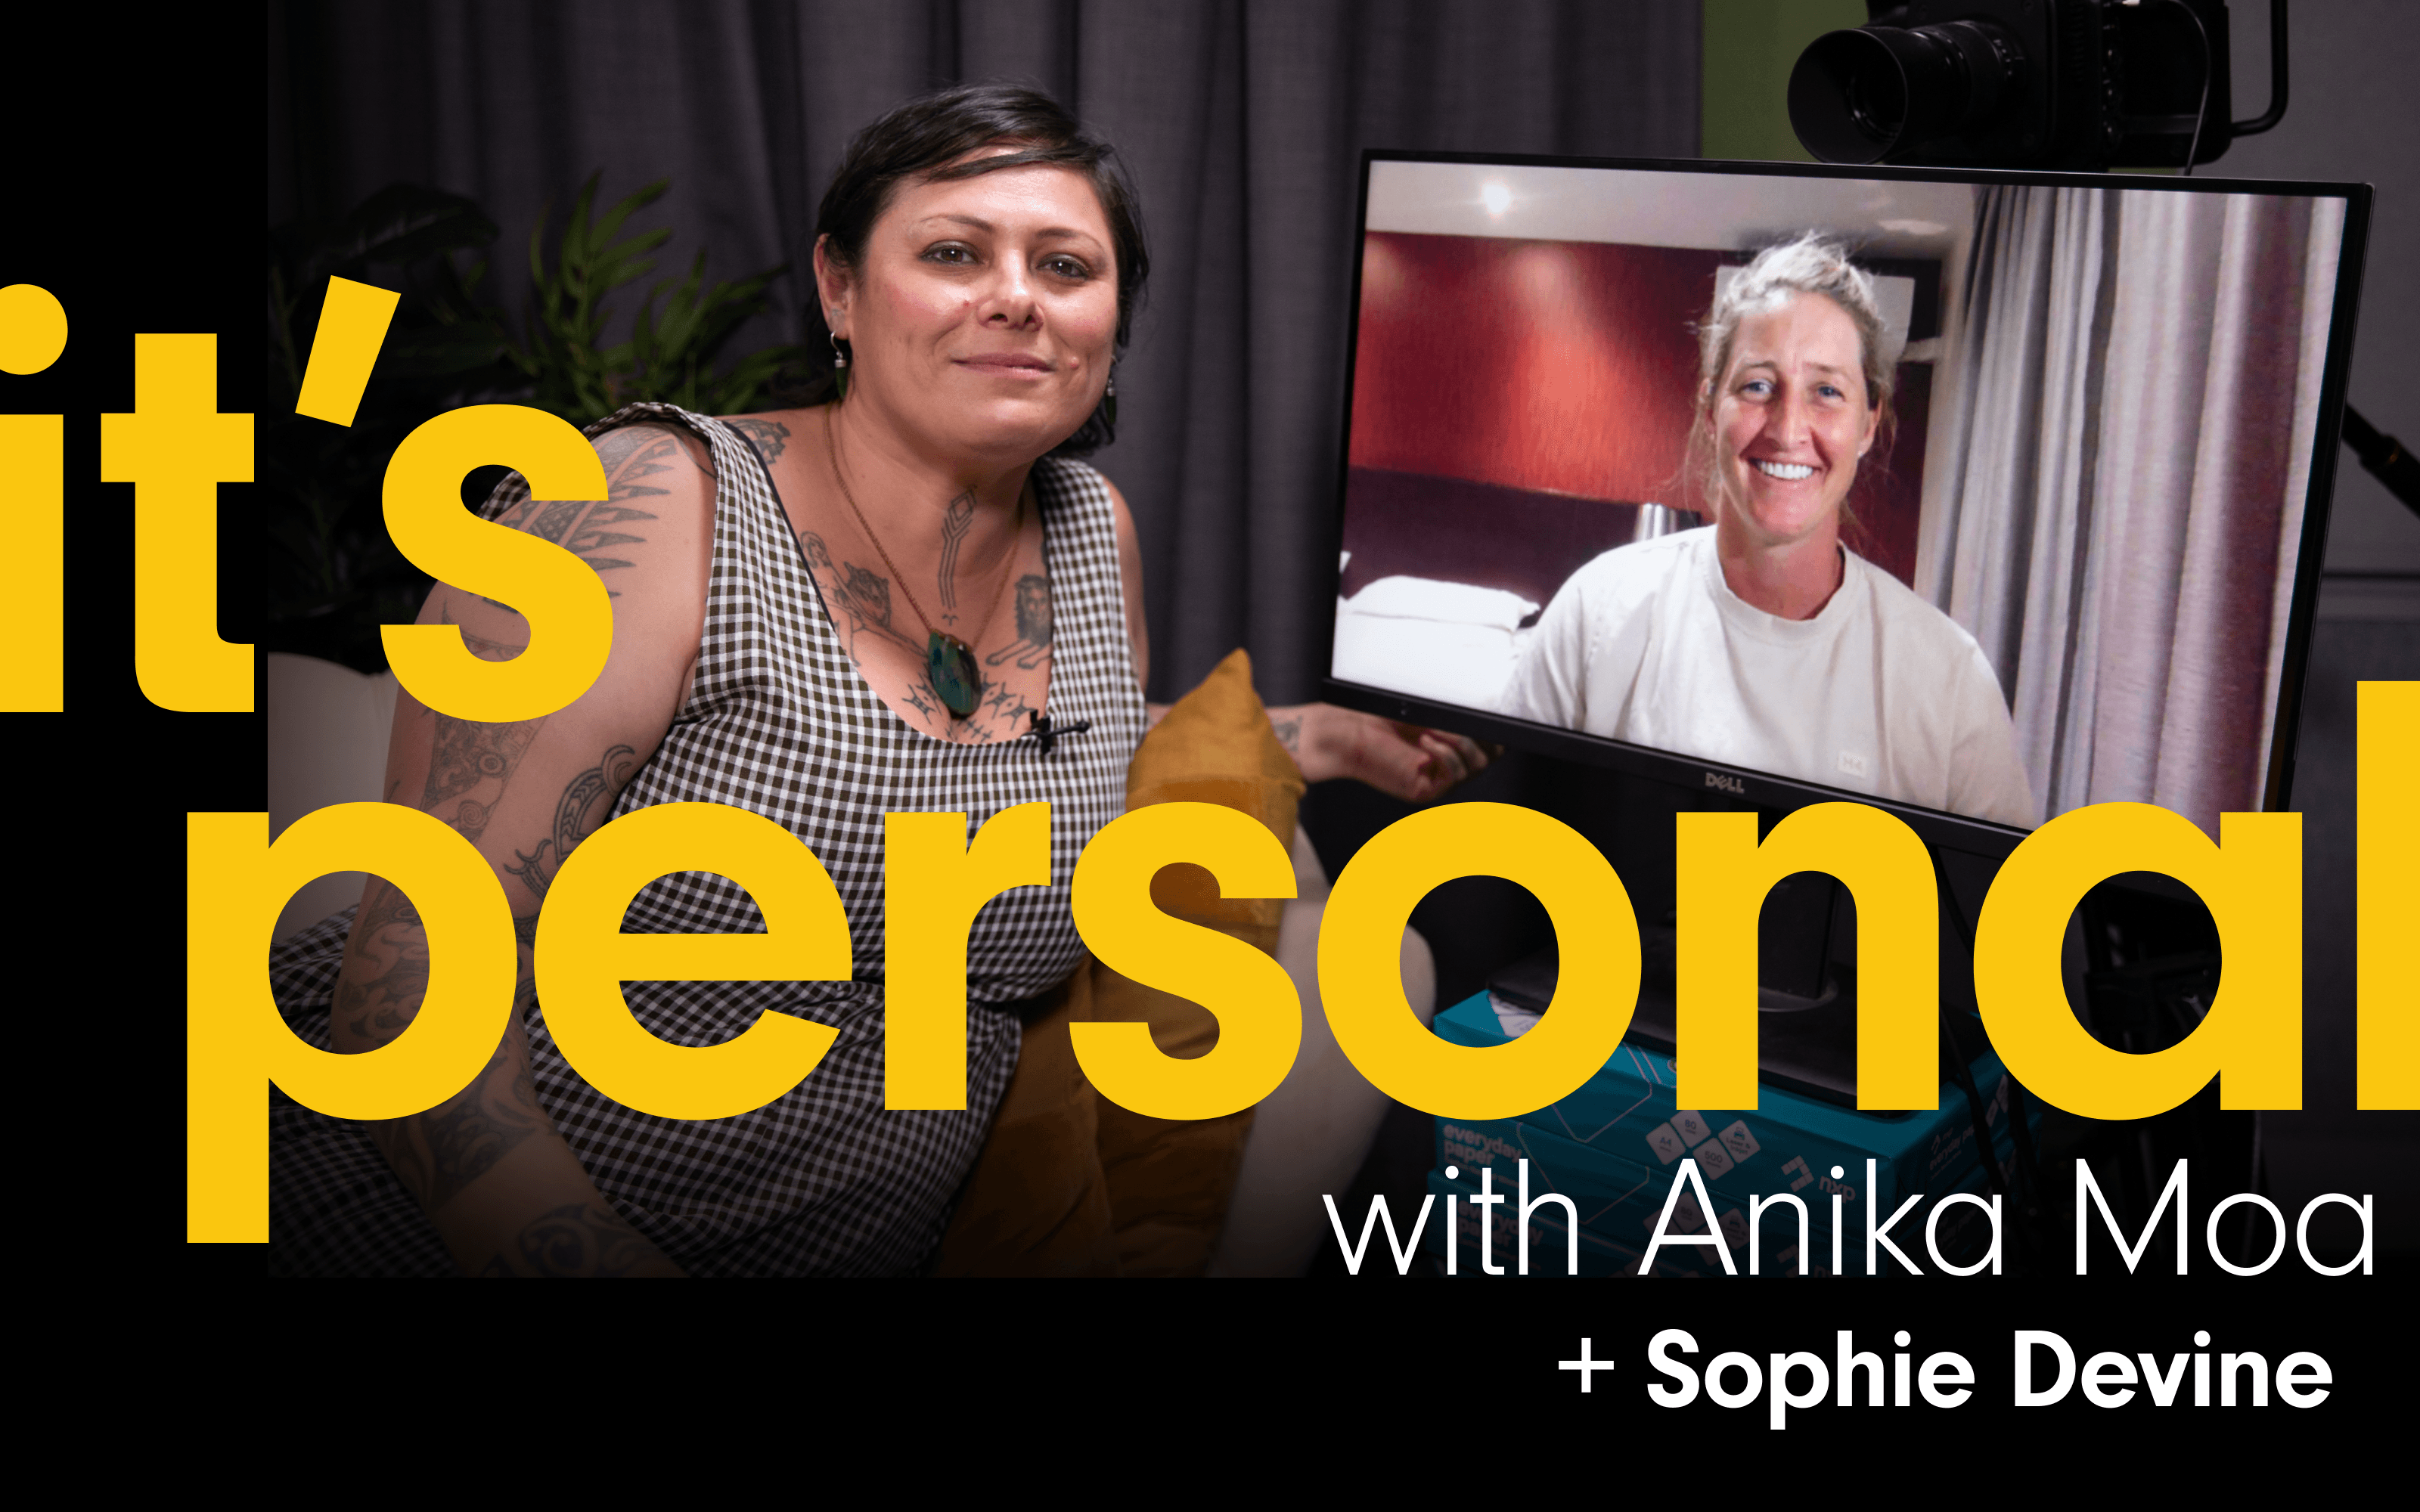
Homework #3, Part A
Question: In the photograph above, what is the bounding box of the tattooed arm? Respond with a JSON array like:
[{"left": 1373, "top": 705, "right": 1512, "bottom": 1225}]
[
  {"left": 1261, "top": 704, "right": 1491, "bottom": 801},
  {"left": 331, "top": 422, "right": 715, "bottom": 1275}
]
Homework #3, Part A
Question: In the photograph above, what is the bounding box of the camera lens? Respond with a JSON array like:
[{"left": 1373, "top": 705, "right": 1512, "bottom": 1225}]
[
  {"left": 1790, "top": 21, "right": 2024, "bottom": 164},
  {"left": 1844, "top": 67, "right": 1907, "bottom": 144}
]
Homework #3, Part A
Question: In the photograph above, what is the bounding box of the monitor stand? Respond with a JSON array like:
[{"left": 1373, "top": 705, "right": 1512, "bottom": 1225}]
[{"left": 1487, "top": 870, "right": 1872, "bottom": 1108}]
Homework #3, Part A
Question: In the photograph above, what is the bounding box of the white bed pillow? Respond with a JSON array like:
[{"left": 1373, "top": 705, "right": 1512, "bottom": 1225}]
[
  {"left": 1340, "top": 575, "right": 1539, "bottom": 631},
  {"left": 1331, "top": 575, "right": 1541, "bottom": 710}
]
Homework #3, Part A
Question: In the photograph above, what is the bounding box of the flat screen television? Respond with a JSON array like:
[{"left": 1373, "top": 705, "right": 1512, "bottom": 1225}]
[{"left": 1320, "top": 153, "right": 2369, "bottom": 1104}]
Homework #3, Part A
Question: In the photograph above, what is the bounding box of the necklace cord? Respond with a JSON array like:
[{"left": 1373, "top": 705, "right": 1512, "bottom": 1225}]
[{"left": 822, "top": 403, "right": 1023, "bottom": 656}]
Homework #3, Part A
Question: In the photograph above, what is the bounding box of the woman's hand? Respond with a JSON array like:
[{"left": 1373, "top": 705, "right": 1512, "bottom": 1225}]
[{"left": 1264, "top": 702, "right": 1494, "bottom": 802}]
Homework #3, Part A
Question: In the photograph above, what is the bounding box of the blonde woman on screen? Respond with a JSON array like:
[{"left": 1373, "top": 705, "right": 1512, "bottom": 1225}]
[{"left": 1497, "top": 234, "right": 2035, "bottom": 827}]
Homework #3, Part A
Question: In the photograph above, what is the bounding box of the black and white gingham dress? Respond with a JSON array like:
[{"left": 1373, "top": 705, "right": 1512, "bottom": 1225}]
[{"left": 267, "top": 402, "right": 1146, "bottom": 1276}]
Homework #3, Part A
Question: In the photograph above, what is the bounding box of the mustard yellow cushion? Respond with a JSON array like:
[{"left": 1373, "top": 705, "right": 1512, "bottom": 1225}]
[{"left": 934, "top": 649, "right": 1302, "bottom": 1276}]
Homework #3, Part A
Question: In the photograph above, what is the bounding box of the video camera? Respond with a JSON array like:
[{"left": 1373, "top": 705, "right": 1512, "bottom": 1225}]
[{"left": 1788, "top": 0, "right": 2282, "bottom": 170}]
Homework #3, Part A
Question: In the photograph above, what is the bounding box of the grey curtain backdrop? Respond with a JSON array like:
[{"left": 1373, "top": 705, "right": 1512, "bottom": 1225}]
[
  {"left": 1916, "top": 182, "right": 2344, "bottom": 835},
  {"left": 269, "top": 0, "right": 1702, "bottom": 704}
]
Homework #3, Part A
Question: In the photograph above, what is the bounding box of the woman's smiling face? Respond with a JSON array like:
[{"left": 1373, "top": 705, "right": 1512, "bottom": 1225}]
[
  {"left": 817, "top": 150, "right": 1118, "bottom": 466},
  {"left": 1708, "top": 289, "right": 1879, "bottom": 552}
]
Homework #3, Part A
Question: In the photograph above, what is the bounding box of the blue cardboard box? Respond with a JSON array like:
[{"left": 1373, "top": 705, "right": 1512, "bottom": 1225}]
[
  {"left": 1436, "top": 1117, "right": 1837, "bottom": 1275},
  {"left": 1423, "top": 1148, "right": 1814, "bottom": 1278},
  {"left": 1434, "top": 1113, "right": 2015, "bottom": 1276},
  {"left": 1431, "top": 990, "right": 2041, "bottom": 1213},
  {"left": 1422, "top": 1147, "right": 2004, "bottom": 1278}
]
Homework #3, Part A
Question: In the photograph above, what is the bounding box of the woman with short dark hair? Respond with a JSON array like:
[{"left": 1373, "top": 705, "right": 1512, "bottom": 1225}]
[
  {"left": 267, "top": 83, "right": 1482, "bottom": 1276},
  {"left": 788, "top": 82, "right": 1150, "bottom": 456}
]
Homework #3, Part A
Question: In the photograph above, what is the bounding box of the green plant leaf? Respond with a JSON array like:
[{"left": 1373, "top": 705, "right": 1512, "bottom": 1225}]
[
  {"left": 497, "top": 172, "right": 802, "bottom": 424},
  {"left": 383, "top": 319, "right": 511, "bottom": 379},
  {"left": 327, "top": 184, "right": 498, "bottom": 270},
  {"left": 589, "top": 178, "right": 669, "bottom": 250}
]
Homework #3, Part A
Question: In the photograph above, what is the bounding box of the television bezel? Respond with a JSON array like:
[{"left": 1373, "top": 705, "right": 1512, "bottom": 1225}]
[{"left": 1319, "top": 148, "right": 2373, "bottom": 865}]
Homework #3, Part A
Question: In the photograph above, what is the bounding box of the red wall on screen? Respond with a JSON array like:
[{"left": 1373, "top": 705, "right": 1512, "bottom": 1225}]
[
  {"left": 1349, "top": 233, "right": 1719, "bottom": 503},
  {"left": 1347, "top": 231, "right": 1931, "bottom": 590}
]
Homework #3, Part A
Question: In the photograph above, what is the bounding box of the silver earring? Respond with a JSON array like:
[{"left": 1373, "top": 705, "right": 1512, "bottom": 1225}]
[
  {"left": 1104, "top": 370, "right": 1117, "bottom": 429},
  {"left": 830, "top": 330, "right": 849, "bottom": 401}
]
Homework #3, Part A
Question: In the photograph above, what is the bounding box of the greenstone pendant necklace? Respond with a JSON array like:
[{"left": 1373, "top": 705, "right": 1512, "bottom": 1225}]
[{"left": 824, "top": 404, "right": 1021, "bottom": 721}]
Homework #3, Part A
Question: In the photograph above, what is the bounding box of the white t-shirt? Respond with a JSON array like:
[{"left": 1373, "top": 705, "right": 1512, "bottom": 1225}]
[{"left": 1497, "top": 528, "right": 2037, "bottom": 827}]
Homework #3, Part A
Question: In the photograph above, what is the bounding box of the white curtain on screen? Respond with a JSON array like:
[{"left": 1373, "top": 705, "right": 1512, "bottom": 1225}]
[{"left": 1917, "top": 184, "right": 2344, "bottom": 835}]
